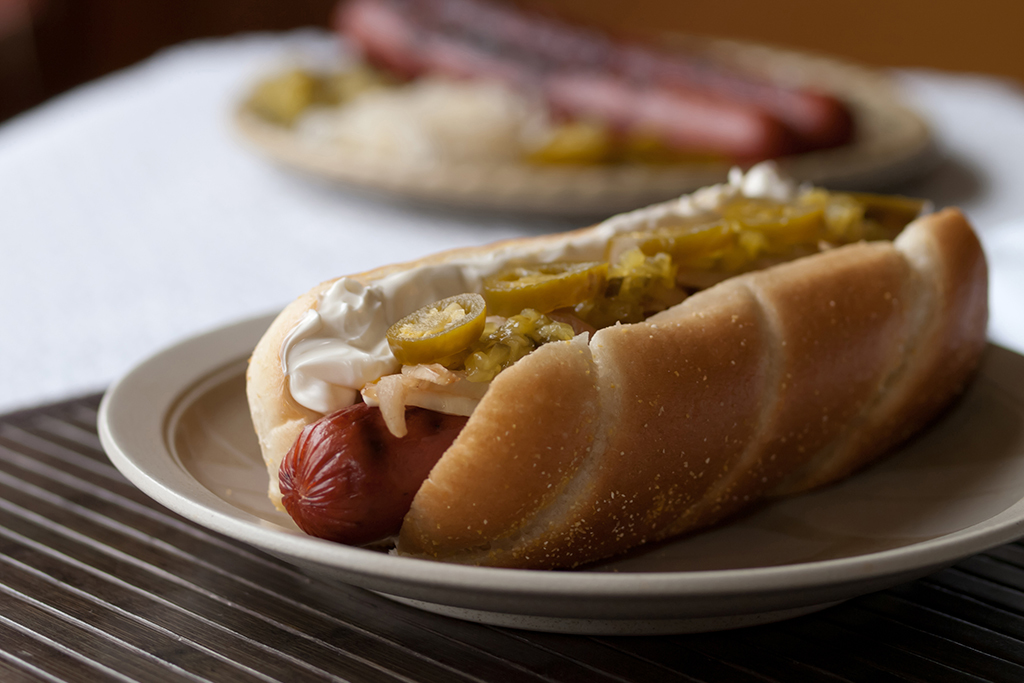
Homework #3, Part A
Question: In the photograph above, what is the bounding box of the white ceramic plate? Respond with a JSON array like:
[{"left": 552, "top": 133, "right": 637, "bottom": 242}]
[
  {"left": 234, "top": 39, "right": 935, "bottom": 218},
  {"left": 99, "top": 314, "right": 1024, "bottom": 635}
]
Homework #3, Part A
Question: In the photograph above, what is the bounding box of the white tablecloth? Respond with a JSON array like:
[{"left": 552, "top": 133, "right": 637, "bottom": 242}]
[{"left": 1, "top": 30, "right": 1022, "bottom": 414}]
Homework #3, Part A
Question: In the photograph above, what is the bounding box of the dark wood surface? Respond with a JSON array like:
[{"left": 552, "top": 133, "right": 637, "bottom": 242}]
[{"left": 1, "top": 393, "right": 1023, "bottom": 681}]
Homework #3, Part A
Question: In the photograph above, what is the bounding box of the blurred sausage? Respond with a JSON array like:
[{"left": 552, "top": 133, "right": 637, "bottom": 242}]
[
  {"left": 337, "top": 0, "right": 799, "bottom": 159},
  {"left": 336, "top": 0, "right": 853, "bottom": 155}
]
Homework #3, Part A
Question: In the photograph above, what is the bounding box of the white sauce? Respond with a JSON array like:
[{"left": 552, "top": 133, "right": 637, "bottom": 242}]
[{"left": 281, "top": 163, "right": 797, "bottom": 415}]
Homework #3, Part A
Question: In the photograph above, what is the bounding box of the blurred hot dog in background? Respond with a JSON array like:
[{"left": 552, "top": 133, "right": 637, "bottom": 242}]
[{"left": 335, "top": 0, "right": 854, "bottom": 162}]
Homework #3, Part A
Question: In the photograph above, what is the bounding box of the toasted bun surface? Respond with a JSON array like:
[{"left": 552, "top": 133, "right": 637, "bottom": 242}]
[{"left": 248, "top": 208, "right": 987, "bottom": 568}]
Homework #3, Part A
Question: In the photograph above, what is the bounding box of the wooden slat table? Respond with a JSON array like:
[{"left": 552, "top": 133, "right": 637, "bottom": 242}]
[{"left": 2, "top": 394, "right": 1023, "bottom": 682}]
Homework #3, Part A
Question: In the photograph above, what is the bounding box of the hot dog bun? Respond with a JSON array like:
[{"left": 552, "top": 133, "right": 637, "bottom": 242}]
[
  {"left": 248, "top": 207, "right": 987, "bottom": 569},
  {"left": 247, "top": 226, "right": 600, "bottom": 507}
]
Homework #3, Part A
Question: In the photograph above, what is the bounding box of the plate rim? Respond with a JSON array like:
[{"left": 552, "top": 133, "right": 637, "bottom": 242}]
[{"left": 99, "top": 313, "right": 1024, "bottom": 607}]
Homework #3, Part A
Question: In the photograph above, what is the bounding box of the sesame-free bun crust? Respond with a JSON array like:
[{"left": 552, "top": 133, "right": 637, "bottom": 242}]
[{"left": 248, "top": 209, "right": 987, "bottom": 567}]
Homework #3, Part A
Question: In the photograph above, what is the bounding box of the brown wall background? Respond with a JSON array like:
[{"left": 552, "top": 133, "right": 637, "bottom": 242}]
[
  {"left": 520, "top": 0, "right": 1024, "bottom": 83},
  {"left": 4, "top": 0, "right": 1023, "bottom": 123}
]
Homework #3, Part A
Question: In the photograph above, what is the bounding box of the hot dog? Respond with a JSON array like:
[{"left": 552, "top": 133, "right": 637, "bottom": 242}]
[
  {"left": 352, "top": 0, "right": 852, "bottom": 150},
  {"left": 279, "top": 404, "right": 467, "bottom": 544},
  {"left": 246, "top": 165, "right": 987, "bottom": 568},
  {"left": 335, "top": 0, "right": 853, "bottom": 159}
]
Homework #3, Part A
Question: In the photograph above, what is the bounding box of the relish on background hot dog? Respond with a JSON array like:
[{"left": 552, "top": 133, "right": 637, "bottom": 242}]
[{"left": 246, "top": 164, "right": 987, "bottom": 569}]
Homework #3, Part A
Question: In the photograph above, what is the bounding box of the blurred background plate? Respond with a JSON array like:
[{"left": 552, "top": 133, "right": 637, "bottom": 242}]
[{"left": 233, "top": 38, "right": 935, "bottom": 218}]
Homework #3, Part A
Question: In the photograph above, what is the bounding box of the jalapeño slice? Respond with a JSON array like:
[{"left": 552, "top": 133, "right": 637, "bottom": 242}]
[
  {"left": 247, "top": 70, "right": 317, "bottom": 126},
  {"left": 607, "top": 220, "right": 735, "bottom": 270},
  {"left": 482, "top": 261, "right": 608, "bottom": 317},
  {"left": 386, "top": 293, "right": 486, "bottom": 366},
  {"left": 848, "top": 192, "right": 928, "bottom": 236},
  {"left": 527, "top": 121, "right": 613, "bottom": 165},
  {"left": 722, "top": 198, "right": 825, "bottom": 250}
]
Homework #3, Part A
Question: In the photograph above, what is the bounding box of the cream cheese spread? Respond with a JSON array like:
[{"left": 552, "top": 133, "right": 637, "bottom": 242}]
[{"left": 281, "top": 162, "right": 798, "bottom": 415}]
